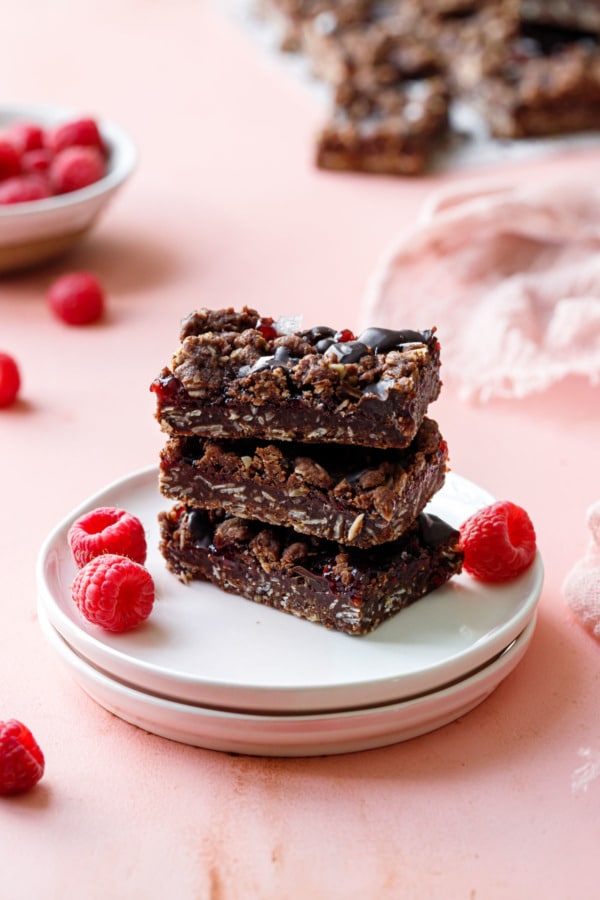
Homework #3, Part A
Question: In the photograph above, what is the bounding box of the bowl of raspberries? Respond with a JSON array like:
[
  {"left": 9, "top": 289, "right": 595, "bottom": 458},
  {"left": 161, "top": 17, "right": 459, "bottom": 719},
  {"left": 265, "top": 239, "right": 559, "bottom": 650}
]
[{"left": 0, "top": 104, "right": 136, "bottom": 273}]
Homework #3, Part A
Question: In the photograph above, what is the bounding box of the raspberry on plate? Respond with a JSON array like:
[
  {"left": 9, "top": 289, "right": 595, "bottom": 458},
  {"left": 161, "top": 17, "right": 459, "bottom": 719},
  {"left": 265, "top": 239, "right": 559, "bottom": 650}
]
[
  {"left": 71, "top": 554, "right": 155, "bottom": 632},
  {"left": 0, "top": 719, "right": 45, "bottom": 796},
  {"left": 68, "top": 506, "right": 147, "bottom": 567},
  {"left": 460, "top": 500, "right": 537, "bottom": 583},
  {"left": 0, "top": 353, "right": 21, "bottom": 408},
  {"left": 47, "top": 271, "right": 105, "bottom": 326}
]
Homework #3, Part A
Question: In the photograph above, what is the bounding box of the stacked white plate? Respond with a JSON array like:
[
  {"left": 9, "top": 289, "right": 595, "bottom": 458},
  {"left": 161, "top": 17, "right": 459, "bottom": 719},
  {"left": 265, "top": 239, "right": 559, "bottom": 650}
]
[{"left": 37, "top": 468, "right": 543, "bottom": 757}]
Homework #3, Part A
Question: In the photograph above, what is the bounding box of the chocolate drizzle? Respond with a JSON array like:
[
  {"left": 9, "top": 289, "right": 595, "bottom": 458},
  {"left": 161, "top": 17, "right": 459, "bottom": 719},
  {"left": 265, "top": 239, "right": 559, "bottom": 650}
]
[
  {"left": 302, "top": 326, "right": 336, "bottom": 343},
  {"left": 359, "top": 327, "right": 431, "bottom": 352},
  {"left": 247, "top": 325, "right": 432, "bottom": 376},
  {"left": 236, "top": 324, "right": 436, "bottom": 409},
  {"left": 249, "top": 346, "right": 298, "bottom": 374},
  {"left": 418, "top": 512, "right": 458, "bottom": 548},
  {"left": 323, "top": 340, "right": 369, "bottom": 364}
]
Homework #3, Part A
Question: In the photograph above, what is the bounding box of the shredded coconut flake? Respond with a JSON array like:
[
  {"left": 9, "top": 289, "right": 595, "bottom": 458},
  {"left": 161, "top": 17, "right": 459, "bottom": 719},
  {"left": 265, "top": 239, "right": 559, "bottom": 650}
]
[{"left": 275, "top": 314, "right": 303, "bottom": 335}]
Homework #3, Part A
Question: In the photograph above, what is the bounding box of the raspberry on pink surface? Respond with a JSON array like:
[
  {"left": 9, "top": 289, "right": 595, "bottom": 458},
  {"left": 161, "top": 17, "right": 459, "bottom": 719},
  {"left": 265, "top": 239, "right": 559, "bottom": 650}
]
[
  {"left": 47, "top": 271, "right": 105, "bottom": 326},
  {"left": 0, "top": 720, "right": 45, "bottom": 796},
  {"left": 68, "top": 506, "right": 147, "bottom": 567},
  {"left": 0, "top": 353, "right": 21, "bottom": 408},
  {"left": 459, "top": 500, "right": 537, "bottom": 583},
  {"left": 71, "top": 554, "right": 155, "bottom": 633},
  {"left": 49, "top": 145, "right": 106, "bottom": 194}
]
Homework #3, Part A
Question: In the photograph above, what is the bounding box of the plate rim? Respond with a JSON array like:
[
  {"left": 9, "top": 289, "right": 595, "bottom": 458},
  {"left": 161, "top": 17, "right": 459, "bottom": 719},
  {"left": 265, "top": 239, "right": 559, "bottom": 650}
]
[
  {"left": 39, "top": 606, "right": 537, "bottom": 755},
  {"left": 37, "top": 465, "right": 544, "bottom": 713}
]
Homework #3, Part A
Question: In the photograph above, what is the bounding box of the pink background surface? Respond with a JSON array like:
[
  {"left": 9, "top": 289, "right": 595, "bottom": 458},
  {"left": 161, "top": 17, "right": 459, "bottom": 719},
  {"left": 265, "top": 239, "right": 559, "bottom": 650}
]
[{"left": 2, "top": 2, "right": 599, "bottom": 897}]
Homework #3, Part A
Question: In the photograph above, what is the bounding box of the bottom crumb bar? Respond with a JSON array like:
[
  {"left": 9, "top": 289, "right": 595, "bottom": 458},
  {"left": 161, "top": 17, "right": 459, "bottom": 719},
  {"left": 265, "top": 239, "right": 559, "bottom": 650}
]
[{"left": 158, "top": 504, "right": 463, "bottom": 636}]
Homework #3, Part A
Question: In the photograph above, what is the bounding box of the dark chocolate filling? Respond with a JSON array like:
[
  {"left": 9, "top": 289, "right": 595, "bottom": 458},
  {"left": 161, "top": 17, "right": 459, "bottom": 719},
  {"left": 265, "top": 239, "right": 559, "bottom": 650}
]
[{"left": 185, "top": 508, "right": 457, "bottom": 567}]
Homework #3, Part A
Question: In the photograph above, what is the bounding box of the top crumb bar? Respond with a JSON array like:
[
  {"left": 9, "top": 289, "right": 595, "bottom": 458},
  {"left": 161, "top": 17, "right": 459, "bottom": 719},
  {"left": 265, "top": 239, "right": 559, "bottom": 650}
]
[{"left": 151, "top": 306, "right": 441, "bottom": 449}]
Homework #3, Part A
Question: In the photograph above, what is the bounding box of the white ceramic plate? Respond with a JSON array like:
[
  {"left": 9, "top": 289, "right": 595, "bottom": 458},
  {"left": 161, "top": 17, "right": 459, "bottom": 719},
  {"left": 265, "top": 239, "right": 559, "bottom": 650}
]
[
  {"left": 39, "top": 606, "right": 537, "bottom": 757},
  {"left": 37, "top": 467, "right": 543, "bottom": 713}
]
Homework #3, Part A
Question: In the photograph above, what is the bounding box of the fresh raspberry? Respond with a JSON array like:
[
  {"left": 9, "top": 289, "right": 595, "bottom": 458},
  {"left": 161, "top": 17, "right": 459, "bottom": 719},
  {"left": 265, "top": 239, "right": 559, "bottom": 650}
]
[
  {"left": 335, "top": 329, "right": 356, "bottom": 342},
  {"left": 460, "top": 500, "right": 537, "bottom": 583},
  {"left": 21, "top": 148, "right": 53, "bottom": 175},
  {"left": 47, "top": 271, "right": 105, "bottom": 326},
  {"left": 46, "top": 117, "right": 106, "bottom": 156},
  {"left": 0, "top": 720, "right": 45, "bottom": 796},
  {"left": 0, "top": 139, "right": 21, "bottom": 180},
  {"left": 0, "top": 353, "right": 21, "bottom": 408},
  {"left": 4, "top": 121, "right": 45, "bottom": 154},
  {"left": 49, "top": 145, "right": 106, "bottom": 194},
  {"left": 0, "top": 174, "right": 52, "bottom": 205},
  {"left": 68, "top": 506, "right": 147, "bottom": 567},
  {"left": 71, "top": 554, "right": 155, "bottom": 632},
  {"left": 256, "top": 317, "right": 278, "bottom": 341}
]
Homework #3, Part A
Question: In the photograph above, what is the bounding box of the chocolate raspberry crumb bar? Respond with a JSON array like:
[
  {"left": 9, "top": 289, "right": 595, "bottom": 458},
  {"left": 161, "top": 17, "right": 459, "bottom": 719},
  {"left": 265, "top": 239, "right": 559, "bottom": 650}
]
[
  {"left": 315, "top": 78, "right": 450, "bottom": 175},
  {"left": 150, "top": 307, "right": 441, "bottom": 449},
  {"left": 470, "top": 20, "right": 600, "bottom": 138},
  {"left": 159, "top": 418, "right": 448, "bottom": 548},
  {"left": 158, "top": 504, "right": 463, "bottom": 635},
  {"left": 299, "top": 5, "right": 452, "bottom": 174}
]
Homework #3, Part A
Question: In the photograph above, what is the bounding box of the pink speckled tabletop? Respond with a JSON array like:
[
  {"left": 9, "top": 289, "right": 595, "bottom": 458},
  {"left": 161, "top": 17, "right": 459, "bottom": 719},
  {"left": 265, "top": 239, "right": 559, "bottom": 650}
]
[{"left": 1, "top": 3, "right": 600, "bottom": 898}]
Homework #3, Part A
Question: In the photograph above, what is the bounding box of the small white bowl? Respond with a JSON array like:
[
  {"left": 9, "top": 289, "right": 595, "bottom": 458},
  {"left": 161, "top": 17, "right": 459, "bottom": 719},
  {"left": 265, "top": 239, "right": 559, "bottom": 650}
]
[{"left": 0, "top": 104, "right": 137, "bottom": 274}]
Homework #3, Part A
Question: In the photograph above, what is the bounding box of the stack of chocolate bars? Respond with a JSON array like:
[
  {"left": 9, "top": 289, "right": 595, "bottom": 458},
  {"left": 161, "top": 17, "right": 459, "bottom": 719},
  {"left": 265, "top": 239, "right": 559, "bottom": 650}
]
[
  {"left": 255, "top": 0, "right": 600, "bottom": 175},
  {"left": 151, "top": 307, "right": 463, "bottom": 635}
]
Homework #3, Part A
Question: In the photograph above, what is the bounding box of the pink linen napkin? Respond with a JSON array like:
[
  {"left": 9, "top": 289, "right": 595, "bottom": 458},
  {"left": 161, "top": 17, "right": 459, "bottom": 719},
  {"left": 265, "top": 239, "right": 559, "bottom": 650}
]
[
  {"left": 363, "top": 178, "right": 600, "bottom": 401},
  {"left": 563, "top": 501, "right": 600, "bottom": 640}
]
